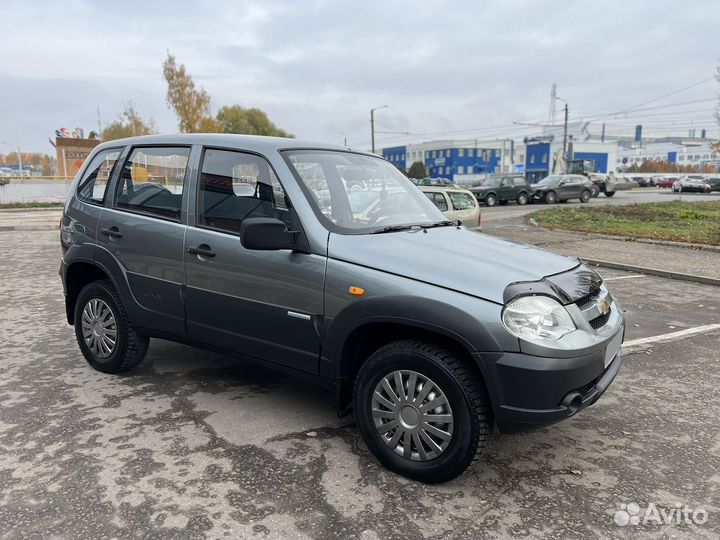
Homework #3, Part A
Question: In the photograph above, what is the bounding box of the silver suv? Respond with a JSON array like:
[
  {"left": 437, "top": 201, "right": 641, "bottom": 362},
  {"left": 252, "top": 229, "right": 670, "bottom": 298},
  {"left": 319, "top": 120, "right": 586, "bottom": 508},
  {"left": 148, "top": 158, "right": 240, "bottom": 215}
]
[{"left": 60, "top": 134, "right": 624, "bottom": 483}]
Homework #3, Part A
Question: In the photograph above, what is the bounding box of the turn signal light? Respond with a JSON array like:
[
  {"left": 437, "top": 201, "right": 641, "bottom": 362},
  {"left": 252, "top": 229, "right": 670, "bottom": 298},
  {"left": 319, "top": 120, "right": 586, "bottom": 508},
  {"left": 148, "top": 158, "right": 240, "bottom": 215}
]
[{"left": 348, "top": 286, "right": 365, "bottom": 296}]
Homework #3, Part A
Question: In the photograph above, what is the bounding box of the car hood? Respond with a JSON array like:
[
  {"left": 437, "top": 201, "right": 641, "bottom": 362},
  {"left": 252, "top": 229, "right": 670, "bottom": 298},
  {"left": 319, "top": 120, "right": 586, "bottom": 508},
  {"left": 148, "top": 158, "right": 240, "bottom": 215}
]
[{"left": 328, "top": 227, "right": 579, "bottom": 304}]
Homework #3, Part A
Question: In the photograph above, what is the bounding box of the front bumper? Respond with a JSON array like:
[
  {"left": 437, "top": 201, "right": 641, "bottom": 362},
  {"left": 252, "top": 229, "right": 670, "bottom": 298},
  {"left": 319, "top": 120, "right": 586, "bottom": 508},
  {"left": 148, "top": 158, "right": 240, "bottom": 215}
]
[{"left": 474, "top": 329, "right": 623, "bottom": 433}]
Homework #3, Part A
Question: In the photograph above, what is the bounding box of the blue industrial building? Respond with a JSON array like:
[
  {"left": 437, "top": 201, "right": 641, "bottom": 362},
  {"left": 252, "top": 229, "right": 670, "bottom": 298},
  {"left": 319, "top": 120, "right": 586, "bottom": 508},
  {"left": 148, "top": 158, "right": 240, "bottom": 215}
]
[
  {"left": 382, "top": 145, "right": 502, "bottom": 177},
  {"left": 524, "top": 138, "right": 614, "bottom": 183}
]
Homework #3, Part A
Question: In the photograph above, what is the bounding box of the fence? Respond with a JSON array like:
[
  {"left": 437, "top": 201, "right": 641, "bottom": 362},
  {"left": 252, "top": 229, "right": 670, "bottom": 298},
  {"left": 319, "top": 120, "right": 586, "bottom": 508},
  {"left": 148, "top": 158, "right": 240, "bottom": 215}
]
[{"left": 0, "top": 177, "right": 73, "bottom": 204}]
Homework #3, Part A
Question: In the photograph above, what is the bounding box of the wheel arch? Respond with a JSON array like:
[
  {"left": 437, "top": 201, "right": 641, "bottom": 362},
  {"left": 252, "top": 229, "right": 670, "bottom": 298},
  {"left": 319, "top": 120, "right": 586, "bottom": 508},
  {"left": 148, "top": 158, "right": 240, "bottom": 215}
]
[
  {"left": 324, "top": 296, "right": 501, "bottom": 417},
  {"left": 64, "top": 261, "right": 114, "bottom": 325}
]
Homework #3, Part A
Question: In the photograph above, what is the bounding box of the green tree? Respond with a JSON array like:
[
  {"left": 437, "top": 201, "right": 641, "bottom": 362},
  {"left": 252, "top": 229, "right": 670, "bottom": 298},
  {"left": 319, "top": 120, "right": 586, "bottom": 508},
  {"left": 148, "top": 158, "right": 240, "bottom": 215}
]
[
  {"left": 162, "top": 52, "right": 219, "bottom": 133},
  {"left": 216, "top": 105, "right": 294, "bottom": 137},
  {"left": 407, "top": 160, "right": 427, "bottom": 179},
  {"left": 101, "top": 102, "right": 157, "bottom": 141}
]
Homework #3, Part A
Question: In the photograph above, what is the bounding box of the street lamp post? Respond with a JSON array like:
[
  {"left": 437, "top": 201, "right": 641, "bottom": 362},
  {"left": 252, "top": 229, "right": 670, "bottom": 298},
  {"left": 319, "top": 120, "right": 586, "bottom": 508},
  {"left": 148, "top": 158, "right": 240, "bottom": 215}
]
[{"left": 370, "top": 105, "right": 388, "bottom": 154}]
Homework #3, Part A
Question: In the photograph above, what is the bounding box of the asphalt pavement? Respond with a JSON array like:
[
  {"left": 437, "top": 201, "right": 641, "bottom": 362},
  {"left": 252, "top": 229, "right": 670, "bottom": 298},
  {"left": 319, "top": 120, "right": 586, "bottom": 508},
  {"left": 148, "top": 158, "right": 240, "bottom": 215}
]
[{"left": 1, "top": 230, "right": 719, "bottom": 539}]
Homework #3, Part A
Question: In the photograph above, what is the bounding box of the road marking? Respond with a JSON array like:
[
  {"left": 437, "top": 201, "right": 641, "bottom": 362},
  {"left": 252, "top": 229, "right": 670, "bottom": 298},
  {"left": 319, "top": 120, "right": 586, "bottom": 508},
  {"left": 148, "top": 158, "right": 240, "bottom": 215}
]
[
  {"left": 603, "top": 274, "right": 646, "bottom": 281},
  {"left": 622, "top": 323, "right": 720, "bottom": 349}
]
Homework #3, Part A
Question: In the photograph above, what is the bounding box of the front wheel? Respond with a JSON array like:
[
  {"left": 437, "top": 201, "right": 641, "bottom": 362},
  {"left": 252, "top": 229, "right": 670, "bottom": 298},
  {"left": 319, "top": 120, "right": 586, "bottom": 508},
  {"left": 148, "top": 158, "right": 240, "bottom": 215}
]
[
  {"left": 516, "top": 192, "right": 528, "bottom": 205},
  {"left": 74, "top": 279, "right": 149, "bottom": 374},
  {"left": 354, "top": 339, "right": 489, "bottom": 483},
  {"left": 485, "top": 194, "right": 497, "bottom": 207},
  {"left": 591, "top": 185, "right": 600, "bottom": 198},
  {"left": 604, "top": 191, "right": 616, "bottom": 197},
  {"left": 580, "top": 190, "right": 591, "bottom": 203},
  {"left": 544, "top": 190, "right": 557, "bottom": 204}
]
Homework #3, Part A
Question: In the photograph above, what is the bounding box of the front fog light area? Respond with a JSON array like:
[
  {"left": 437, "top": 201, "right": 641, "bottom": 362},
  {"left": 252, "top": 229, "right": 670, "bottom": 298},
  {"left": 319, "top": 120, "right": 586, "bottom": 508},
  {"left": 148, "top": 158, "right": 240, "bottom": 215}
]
[{"left": 502, "top": 295, "right": 576, "bottom": 342}]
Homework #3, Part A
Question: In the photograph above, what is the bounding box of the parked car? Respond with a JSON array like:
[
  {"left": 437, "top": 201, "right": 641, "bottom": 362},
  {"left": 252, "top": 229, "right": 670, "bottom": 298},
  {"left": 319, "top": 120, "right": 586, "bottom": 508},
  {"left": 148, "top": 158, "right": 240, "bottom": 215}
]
[
  {"left": 530, "top": 174, "right": 594, "bottom": 204},
  {"left": 631, "top": 176, "right": 655, "bottom": 187},
  {"left": 703, "top": 177, "right": 720, "bottom": 192},
  {"left": 420, "top": 186, "right": 481, "bottom": 229},
  {"left": 592, "top": 172, "right": 635, "bottom": 197},
  {"left": 60, "top": 134, "right": 624, "bottom": 483},
  {"left": 655, "top": 176, "right": 679, "bottom": 189},
  {"left": 468, "top": 175, "right": 531, "bottom": 206},
  {"left": 672, "top": 176, "right": 711, "bottom": 193}
]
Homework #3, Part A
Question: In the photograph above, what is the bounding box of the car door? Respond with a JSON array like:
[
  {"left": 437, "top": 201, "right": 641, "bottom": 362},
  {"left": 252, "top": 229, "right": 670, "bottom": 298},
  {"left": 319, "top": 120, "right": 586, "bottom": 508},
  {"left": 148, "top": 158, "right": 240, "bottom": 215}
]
[
  {"left": 183, "top": 147, "right": 325, "bottom": 374},
  {"left": 498, "top": 177, "right": 514, "bottom": 201},
  {"left": 423, "top": 190, "right": 449, "bottom": 216},
  {"left": 95, "top": 145, "right": 192, "bottom": 338}
]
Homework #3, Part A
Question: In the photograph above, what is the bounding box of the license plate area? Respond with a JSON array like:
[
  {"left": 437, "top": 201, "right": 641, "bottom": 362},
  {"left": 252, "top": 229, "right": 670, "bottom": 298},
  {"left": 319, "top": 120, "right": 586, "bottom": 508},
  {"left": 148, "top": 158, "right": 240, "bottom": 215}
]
[{"left": 604, "top": 332, "right": 623, "bottom": 368}]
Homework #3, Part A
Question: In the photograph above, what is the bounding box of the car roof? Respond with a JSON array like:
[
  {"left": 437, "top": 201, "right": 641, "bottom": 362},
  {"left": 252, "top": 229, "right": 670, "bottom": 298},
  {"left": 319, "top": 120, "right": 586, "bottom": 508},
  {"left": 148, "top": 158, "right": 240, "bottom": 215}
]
[{"left": 93, "top": 133, "right": 356, "bottom": 155}]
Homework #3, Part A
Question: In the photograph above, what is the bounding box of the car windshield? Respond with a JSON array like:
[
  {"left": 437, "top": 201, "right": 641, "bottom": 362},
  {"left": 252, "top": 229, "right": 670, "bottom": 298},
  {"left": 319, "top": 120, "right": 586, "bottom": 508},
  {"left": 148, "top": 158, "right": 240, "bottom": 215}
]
[
  {"left": 283, "top": 150, "right": 446, "bottom": 234},
  {"left": 535, "top": 175, "right": 560, "bottom": 186}
]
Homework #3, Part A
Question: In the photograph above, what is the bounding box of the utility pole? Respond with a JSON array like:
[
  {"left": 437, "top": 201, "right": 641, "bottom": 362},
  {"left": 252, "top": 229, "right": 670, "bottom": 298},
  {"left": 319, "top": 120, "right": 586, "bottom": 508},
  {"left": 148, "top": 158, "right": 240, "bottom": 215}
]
[
  {"left": 17, "top": 146, "right": 23, "bottom": 175},
  {"left": 370, "top": 105, "right": 388, "bottom": 154},
  {"left": 562, "top": 103, "right": 568, "bottom": 159}
]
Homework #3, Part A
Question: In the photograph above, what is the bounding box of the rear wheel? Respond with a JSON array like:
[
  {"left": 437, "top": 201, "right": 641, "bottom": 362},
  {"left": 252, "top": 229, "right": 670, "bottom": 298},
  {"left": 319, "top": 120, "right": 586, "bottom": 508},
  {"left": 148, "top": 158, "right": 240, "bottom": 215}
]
[
  {"left": 604, "top": 191, "right": 616, "bottom": 197},
  {"left": 74, "top": 279, "right": 149, "bottom": 374},
  {"left": 354, "top": 339, "right": 489, "bottom": 483},
  {"left": 544, "top": 190, "right": 557, "bottom": 204},
  {"left": 580, "top": 189, "right": 591, "bottom": 203},
  {"left": 516, "top": 192, "right": 528, "bottom": 205},
  {"left": 485, "top": 194, "right": 497, "bottom": 207}
]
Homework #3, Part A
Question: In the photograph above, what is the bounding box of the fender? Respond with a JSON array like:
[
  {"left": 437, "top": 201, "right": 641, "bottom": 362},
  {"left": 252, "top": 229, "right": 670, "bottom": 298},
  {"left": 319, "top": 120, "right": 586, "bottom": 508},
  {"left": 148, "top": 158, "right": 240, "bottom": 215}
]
[{"left": 321, "top": 295, "right": 503, "bottom": 379}]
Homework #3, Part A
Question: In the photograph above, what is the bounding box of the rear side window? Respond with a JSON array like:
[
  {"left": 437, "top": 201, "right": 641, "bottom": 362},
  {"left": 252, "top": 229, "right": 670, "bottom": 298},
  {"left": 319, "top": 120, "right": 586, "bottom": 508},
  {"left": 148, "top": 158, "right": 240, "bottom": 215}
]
[
  {"left": 76, "top": 149, "right": 121, "bottom": 204},
  {"left": 197, "top": 148, "right": 295, "bottom": 234},
  {"left": 448, "top": 192, "right": 476, "bottom": 210},
  {"left": 115, "top": 147, "right": 190, "bottom": 221},
  {"left": 424, "top": 191, "right": 448, "bottom": 212},
  {"left": 513, "top": 178, "right": 526, "bottom": 187}
]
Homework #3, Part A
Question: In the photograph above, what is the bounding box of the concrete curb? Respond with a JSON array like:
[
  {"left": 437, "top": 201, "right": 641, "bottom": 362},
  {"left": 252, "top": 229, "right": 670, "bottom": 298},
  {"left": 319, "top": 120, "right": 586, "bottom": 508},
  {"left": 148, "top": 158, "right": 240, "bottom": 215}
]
[
  {"left": 581, "top": 258, "right": 720, "bottom": 287},
  {"left": 550, "top": 228, "right": 720, "bottom": 253},
  {"left": 0, "top": 207, "right": 64, "bottom": 213},
  {"left": 0, "top": 226, "right": 59, "bottom": 232}
]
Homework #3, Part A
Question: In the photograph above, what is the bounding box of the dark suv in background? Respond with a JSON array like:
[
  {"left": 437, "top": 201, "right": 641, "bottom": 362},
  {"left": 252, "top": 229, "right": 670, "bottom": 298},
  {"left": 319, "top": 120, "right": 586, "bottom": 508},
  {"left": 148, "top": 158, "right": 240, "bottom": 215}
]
[
  {"left": 469, "top": 175, "right": 531, "bottom": 206},
  {"left": 60, "top": 134, "right": 624, "bottom": 483}
]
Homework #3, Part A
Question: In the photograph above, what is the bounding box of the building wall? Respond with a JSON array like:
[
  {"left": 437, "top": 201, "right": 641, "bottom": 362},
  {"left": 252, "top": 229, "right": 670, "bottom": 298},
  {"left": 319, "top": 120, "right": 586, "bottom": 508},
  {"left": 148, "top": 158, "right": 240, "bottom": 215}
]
[{"left": 55, "top": 137, "right": 101, "bottom": 178}]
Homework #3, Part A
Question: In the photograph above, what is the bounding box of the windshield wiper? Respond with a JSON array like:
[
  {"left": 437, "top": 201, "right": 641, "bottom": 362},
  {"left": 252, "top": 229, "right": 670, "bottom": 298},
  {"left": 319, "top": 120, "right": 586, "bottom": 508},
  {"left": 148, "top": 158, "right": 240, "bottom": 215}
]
[
  {"left": 420, "top": 220, "right": 458, "bottom": 229},
  {"left": 369, "top": 224, "right": 417, "bottom": 234}
]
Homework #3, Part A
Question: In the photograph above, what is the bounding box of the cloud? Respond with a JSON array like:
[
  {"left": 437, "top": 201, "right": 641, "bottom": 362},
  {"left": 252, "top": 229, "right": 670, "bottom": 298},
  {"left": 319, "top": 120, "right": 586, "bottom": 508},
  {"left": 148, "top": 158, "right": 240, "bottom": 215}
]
[{"left": 1, "top": 0, "right": 718, "bottom": 153}]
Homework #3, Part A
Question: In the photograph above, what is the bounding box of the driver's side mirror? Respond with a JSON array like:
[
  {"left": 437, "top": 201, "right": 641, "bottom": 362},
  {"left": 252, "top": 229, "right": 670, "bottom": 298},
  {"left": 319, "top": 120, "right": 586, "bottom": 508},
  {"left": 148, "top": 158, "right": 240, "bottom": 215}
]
[
  {"left": 240, "top": 217, "right": 297, "bottom": 250},
  {"left": 559, "top": 180, "right": 567, "bottom": 186}
]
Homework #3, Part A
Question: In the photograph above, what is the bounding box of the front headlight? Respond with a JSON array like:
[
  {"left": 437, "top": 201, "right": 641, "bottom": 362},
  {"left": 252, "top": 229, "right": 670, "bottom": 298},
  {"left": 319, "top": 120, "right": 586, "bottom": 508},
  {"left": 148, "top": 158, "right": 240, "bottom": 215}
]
[{"left": 502, "top": 295, "right": 576, "bottom": 342}]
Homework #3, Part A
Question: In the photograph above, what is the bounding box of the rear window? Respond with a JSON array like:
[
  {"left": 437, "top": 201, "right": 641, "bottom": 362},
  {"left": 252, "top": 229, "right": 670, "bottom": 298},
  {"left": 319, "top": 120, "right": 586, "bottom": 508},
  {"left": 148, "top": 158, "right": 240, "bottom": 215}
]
[
  {"left": 76, "top": 149, "right": 121, "bottom": 204},
  {"left": 448, "top": 192, "right": 476, "bottom": 210}
]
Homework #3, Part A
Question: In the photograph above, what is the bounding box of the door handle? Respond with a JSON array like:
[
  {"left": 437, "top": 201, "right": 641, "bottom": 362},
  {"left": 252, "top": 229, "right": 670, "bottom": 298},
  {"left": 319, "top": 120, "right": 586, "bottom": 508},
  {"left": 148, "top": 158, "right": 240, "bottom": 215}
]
[
  {"left": 186, "top": 245, "right": 216, "bottom": 258},
  {"left": 100, "top": 227, "right": 122, "bottom": 239}
]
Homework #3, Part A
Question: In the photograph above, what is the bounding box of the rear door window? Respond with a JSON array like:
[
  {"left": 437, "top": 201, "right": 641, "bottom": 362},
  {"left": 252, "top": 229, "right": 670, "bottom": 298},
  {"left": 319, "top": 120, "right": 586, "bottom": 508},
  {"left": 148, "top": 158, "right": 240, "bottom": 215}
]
[
  {"left": 448, "top": 191, "right": 476, "bottom": 210},
  {"left": 424, "top": 191, "right": 448, "bottom": 212},
  {"left": 114, "top": 147, "right": 190, "bottom": 221}
]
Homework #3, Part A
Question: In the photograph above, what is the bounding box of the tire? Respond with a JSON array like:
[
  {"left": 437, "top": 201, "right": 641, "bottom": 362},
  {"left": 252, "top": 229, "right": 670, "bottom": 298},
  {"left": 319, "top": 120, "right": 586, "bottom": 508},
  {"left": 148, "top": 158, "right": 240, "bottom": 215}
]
[
  {"left": 604, "top": 191, "right": 615, "bottom": 197},
  {"left": 580, "top": 190, "right": 591, "bottom": 203},
  {"left": 74, "top": 279, "right": 149, "bottom": 374},
  {"left": 516, "top": 192, "right": 528, "bottom": 205},
  {"left": 591, "top": 185, "right": 600, "bottom": 198},
  {"left": 353, "top": 339, "right": 489, "bottom": 483},
  {"left": 544, "top": 190, "right": 557, "bottom": 204},
  {"left": 485, "top": 194, "right": 497, "bottom": 207}
]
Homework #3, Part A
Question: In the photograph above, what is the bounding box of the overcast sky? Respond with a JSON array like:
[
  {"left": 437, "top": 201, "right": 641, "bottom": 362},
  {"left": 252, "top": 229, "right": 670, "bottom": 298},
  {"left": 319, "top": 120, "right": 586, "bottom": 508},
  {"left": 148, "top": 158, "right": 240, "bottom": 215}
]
[{"left": 1, "top": 0, "right": 719, "bottom": 154}]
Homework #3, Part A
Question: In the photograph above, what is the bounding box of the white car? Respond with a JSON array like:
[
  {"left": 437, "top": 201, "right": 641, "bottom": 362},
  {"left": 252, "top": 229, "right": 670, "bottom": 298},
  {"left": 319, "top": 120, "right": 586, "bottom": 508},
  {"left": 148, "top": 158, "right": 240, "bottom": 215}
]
[
  {"left": 420, "top": 186, "right": 482, "bottom": 229},
  {"left": 672, "top": 176, "right": 711, "bottom": 193}
]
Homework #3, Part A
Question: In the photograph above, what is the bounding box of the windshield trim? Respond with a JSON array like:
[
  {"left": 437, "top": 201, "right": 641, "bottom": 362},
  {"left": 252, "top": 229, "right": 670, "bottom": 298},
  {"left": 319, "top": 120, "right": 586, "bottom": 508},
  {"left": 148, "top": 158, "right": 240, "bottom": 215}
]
[{"left": 280, "top": 148, "right": 445, "bottom": 235}]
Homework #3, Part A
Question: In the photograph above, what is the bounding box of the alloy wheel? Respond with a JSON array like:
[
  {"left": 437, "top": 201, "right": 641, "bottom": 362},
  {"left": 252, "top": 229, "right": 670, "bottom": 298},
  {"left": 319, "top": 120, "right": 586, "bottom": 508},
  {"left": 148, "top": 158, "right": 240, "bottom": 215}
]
[{"left": 371, "top": 370, "right": 454, "bottom": 461}]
